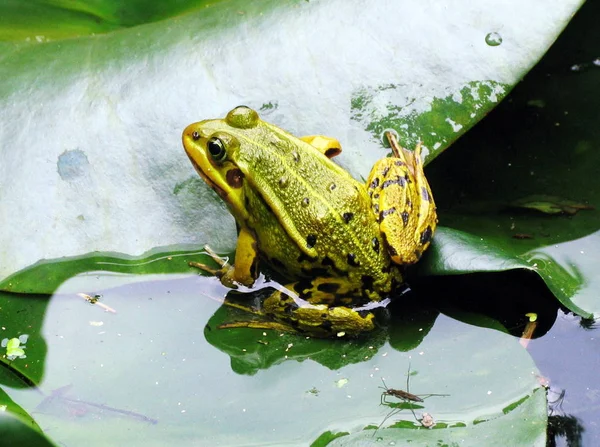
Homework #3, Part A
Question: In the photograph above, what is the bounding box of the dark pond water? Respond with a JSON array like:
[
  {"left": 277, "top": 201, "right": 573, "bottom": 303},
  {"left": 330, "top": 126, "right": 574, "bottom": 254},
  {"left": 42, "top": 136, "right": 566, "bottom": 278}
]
[{"left": 530, "top": 310, "right": 600, "bottom": 446}]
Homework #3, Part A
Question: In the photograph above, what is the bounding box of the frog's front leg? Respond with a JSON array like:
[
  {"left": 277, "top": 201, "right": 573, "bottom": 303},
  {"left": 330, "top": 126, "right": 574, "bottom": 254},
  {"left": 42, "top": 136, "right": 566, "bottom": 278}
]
[
  {"left": 189, "top": 226, "right": 259, "bottom": 288},
  {"left": 367, "top": 132, "right": 437, "bottom": 265}
]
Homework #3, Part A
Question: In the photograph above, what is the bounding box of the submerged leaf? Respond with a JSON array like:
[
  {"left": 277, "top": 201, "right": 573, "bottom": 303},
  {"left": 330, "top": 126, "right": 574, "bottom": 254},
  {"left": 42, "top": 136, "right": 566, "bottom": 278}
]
[{"left": 509, "top": 195, "right": 595, "bottom": 215}]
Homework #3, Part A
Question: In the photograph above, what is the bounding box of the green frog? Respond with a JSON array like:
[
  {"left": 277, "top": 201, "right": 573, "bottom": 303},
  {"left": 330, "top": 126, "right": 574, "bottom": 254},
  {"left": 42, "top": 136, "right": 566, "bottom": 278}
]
[{"left": 182, "top": 106, "right": 437, "bottom": 336}]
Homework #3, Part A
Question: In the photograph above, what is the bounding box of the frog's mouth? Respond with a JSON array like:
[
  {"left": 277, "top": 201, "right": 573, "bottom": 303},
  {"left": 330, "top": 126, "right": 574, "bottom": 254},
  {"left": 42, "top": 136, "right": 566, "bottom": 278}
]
[
  {"left": 182, "top": 126, "right": 221, "bottom": 190},
  {"left": 183, "top": 129, "right": 249, "bottom": 223},
  {"left": 186, "top": 151, "right": 227, "bottom": 200}
]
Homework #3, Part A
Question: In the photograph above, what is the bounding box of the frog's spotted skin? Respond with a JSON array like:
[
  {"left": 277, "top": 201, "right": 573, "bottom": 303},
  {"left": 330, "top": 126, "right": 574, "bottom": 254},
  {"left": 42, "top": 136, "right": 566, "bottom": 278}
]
[{"left": 182, "top": 106, "right": 437, "bottom": 336}]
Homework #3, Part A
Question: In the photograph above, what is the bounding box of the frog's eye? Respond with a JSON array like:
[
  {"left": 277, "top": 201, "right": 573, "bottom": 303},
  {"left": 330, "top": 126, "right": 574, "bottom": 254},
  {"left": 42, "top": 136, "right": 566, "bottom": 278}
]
[
  {"left": 207, "top": 137, "right": 227, "bottom": 161},
  {"left": 226, "top": 106, "right": 259, "bottom": 129}
]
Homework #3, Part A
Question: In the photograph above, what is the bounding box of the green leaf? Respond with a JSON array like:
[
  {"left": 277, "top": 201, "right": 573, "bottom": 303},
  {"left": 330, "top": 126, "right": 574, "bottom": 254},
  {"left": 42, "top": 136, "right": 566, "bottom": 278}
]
[
  {"left": 0, "top": 248, "right": 215, "bottom": 294},
  {"left": 0, "top": 285, "right": 546, "bottom": 445},
  {"left": 0, "top": 292, "right": 47, "bottom": 388},
  {"left": 416, "top": 226, "right": 592, "bottom": 318},
  {"left": 0, "top": 387, "right": 44, "bottom": 433},
  {"left": 418, "top": 227, "right": 531, "bottom": 276},
  {"left": 509, "top": 194, "right": 594, "bottom": 215},
  {"left": 0, "top": 0, "right": 227, "bottom": 41},
  {"left": 0, "top": 412, "right": 55, "bottom": 447},
  {"left": 326, "top": 387, "right": 547, "bottom": 446},
  {"left": 0, "top": 0, "right": 583, "bottom": 288}
]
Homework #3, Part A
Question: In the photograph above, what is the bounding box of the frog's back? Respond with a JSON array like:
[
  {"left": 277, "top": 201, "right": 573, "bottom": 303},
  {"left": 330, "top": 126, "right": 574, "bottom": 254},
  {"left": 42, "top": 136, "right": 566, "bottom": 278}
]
[{"left": 232, "top": 123, "right": 394, "bottom": 298}]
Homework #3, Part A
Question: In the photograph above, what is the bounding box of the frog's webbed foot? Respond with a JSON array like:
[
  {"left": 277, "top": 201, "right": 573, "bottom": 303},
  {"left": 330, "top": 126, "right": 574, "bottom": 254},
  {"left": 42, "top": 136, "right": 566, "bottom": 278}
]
[
  {"left": 189, "top": 245, "right": 228, "bottom": 271},
  {"left": 191, "top": 226, "right": 259, "bottom": 288},
  {"left": 367, "top": 132, "right": 437, "bottom": 265},
  {"left": 189, "top": 245, "right": 239, "bottom": 288}
]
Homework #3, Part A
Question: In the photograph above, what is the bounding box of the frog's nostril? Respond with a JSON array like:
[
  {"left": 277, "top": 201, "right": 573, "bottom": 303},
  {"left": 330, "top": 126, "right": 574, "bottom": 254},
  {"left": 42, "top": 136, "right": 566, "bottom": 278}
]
[{"left": 192, "top": 131, "right": 200, "bottom": 141}]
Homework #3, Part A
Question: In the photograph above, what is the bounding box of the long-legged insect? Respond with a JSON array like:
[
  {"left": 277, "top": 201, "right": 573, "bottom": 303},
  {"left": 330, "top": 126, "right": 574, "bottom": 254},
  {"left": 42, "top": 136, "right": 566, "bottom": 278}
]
[
  {"left": 375, "top": 365, "right": 448, "bottom": 432},
  {"left": 380, "top": 378, "right": 424, "bottom": 405}
]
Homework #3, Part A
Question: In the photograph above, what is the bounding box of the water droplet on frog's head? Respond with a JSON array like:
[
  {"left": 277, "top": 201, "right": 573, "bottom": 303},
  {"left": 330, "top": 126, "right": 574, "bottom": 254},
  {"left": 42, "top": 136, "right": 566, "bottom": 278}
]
[
  {"left": 278, "top": 176, "right": 289, "bottom": 188},
  {"left": 381, "top": 128, "right": 400, "bottom": 148},
  {"left": 485, "top": 32, "right": 502, "bottom": 46}
]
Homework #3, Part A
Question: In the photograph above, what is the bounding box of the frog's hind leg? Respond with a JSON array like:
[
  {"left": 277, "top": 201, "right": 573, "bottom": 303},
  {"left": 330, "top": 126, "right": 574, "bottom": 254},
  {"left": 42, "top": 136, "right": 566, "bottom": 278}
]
[
  {"left": 216, "top": 292, "right": 300, "bottom": 333},
  {"left": 216, "top": 281, "right": 376, "bottom": 337},
  {"left": 261, "top": 283, "right": 376, "bottom": 336},
  {"left": 366, "top": 132, "right": 437, "bottom": 265},
  {"left": 218, "top": 288, "right": 374, "bottom": 336},
  {"left": 218, "top": 320, "right": 298, "bottom": 332}
]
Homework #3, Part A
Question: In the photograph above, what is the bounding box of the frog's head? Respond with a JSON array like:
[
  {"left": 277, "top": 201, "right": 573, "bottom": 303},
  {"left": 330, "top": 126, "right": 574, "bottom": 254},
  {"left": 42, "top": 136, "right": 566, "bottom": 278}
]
[{"left": 182, "top": 106, "right": 264, "bottom": 220}]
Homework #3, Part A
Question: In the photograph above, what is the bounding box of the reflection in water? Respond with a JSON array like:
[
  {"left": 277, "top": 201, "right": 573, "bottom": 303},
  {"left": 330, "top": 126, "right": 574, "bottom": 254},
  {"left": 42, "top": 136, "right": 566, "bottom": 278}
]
[
  {"left": 578, "top": 317, "right": 598, "bottom": 331},
  {"left": 547, "top": 414, "right": 584, "bottom": 447},
  {"left": 414, "top": 269, "right": 559, "bottom": 340},
  {"left": 203, "top": 284, "right": 440, "bottom": 375},
  {"left": 35, "top": 384, "right": 158, "bottom": 425},
  {"left": 545, "top": 371, "right": 584, "bottom": 446}
]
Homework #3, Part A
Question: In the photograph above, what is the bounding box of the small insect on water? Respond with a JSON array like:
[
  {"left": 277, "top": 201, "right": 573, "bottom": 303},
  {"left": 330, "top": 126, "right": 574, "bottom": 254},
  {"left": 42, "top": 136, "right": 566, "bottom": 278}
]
[
  {"left": 380, "top": 378, "right": 424, "bottom": 404},
  {"left": 376, "top": 365, "right": 449, "bottom": 432}
]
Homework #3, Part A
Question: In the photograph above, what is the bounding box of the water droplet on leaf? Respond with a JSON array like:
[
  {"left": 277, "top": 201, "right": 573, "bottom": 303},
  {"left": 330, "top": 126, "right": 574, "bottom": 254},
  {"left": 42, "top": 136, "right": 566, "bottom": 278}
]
[{"left": 485, "top": 32, "right": 503, "bottom": 46}]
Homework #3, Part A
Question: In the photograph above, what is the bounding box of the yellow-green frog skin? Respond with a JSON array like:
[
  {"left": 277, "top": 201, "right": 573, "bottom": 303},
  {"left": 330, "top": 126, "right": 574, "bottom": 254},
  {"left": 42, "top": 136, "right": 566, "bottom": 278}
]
[{"left": 182, "top": 106, "right": 437, "bottom": 336}]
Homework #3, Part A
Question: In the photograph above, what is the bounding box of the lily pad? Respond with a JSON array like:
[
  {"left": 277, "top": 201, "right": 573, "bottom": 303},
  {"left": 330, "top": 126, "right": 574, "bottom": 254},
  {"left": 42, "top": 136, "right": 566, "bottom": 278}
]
[
  {"left": 416, "top": 227, "right": 591, "bottom": 318},
  {"left": 0, "top": 387, "right": 43, "bottom": 433},
  {"left": 0, "top": 277, "right": 546, "bottom": 446},
  {"left": 0, "top": 0, "right": 583, "bottom": 286},
  {"left": 0, "top": 292, "right": 47, "bottom": 389},
  {"left": 0, "top": 412, "right": 55, "bottom": 447},
  {"left": 329, "top": 388, "right": 547, "bottom": 446}
]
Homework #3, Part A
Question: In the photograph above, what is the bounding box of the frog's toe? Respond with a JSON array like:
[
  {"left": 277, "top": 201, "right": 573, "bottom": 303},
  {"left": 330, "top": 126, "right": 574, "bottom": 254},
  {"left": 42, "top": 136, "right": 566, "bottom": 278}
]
[
  {"left": 189, "top": 260, "right": 221, "bottom": 275},
  {"left": 203, "top": 244, "right": 230, "bottom": 267}
]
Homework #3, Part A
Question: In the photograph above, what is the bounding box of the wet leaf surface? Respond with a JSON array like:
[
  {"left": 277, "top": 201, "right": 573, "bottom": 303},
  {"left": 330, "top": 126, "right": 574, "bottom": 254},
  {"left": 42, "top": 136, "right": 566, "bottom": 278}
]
[{"left": 0, "top": 0, "right": 583, "bottom": 284}]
